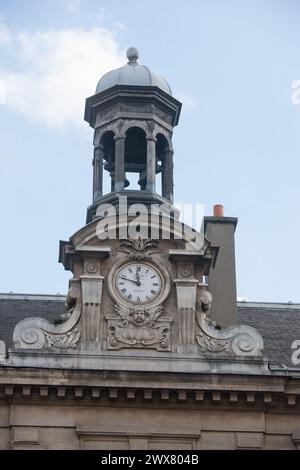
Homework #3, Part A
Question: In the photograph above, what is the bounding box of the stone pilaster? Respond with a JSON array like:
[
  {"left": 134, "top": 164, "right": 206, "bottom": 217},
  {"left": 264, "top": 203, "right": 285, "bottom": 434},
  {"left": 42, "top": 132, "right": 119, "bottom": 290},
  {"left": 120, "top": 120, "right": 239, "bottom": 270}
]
[
  {"left": 173, "top": 261, "right": 198, "bottom": 353},
  {"left": 80, "top": 259, "right": 104, "bottom": 349},
  {"left": 174, "top": 278, "right": 198, "bottom": 352},
  {"left": 72, "top": 247, "right": 110, "bottom": 350}
]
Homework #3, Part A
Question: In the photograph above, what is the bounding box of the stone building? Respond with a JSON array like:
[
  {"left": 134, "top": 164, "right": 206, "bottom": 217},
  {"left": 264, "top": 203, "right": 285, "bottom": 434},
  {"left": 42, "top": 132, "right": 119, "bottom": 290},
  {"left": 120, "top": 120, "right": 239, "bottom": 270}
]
[{"left": 0, "top": 48, "right": 300, "bottom": 450}]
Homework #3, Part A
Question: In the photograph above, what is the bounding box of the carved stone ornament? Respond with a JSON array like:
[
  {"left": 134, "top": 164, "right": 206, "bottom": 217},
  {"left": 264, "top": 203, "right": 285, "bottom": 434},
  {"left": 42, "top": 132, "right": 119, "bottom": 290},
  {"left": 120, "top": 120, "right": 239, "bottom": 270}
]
[
  {"left": 145, "top": 120, "right": 155, "bottom": 134},
  {"left": 86, "top": 262, "right": 98, "bottom": 274},
  {"left": 195, "top": 314, "right": 264, "bottom": 356},
  {"left": 45, "top": 329, "right": 80, "bottom": 349},
  {"left": 195, "top": 288, "right": 264, "bottom": 356},
  {"left": 179, "top": 265, "right": 194, "bottom": 278},
  {"left": 105, "top": 304, "right": 172, "bottom": 351},
  {"left": 13, "top": 284, "right": 81, "bottom": 350},
  {"left": 196, "top": 329, "right": 232, "bottom": 353},
  {"left": 116, "top": 119, "right": 124, "bottom": 134},
  {"left": 196, "top": 285, "right": 213, "bottom": 317},
  {"left": 112, "top": 237, "right": 164, "bottom": 260}
]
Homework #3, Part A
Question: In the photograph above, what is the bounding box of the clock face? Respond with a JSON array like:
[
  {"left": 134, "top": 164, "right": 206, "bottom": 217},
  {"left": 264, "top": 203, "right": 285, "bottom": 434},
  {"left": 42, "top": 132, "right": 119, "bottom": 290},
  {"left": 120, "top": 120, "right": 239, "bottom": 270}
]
[{"left": 115, "top": 262, "right": 162, "bottom": 305}]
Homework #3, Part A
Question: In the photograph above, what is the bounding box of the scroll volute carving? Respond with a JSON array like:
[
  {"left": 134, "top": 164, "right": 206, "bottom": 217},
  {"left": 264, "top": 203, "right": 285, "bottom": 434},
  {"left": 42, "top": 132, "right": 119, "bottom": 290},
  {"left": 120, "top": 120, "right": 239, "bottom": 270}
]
[
  {"left": 195, "top": 283, "right": 264, "bottom": 357},
  {"left": 13, "top": 281, "right": 81, "bottom": 350}
]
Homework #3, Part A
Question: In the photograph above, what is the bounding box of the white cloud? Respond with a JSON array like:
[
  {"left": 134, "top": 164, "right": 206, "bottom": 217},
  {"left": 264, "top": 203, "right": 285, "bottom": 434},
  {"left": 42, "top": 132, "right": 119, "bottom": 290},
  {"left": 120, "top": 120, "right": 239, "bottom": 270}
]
[{"left": 0, "top": 24, "right": 124, "bottom": 128}]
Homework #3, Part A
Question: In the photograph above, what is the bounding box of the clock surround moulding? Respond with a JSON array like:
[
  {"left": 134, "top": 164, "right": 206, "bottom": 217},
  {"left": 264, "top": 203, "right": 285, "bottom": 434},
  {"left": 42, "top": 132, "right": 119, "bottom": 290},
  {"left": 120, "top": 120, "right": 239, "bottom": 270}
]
[{"left": 105, "top": 253, "right": 173, "bottom": 351}]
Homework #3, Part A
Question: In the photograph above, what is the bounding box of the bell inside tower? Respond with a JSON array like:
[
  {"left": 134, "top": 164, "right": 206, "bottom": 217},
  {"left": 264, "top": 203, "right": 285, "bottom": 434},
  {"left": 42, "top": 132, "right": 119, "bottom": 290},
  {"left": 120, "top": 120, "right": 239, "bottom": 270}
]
[{"left": 124, "top": 127, "right": 147, "bottom": 190}]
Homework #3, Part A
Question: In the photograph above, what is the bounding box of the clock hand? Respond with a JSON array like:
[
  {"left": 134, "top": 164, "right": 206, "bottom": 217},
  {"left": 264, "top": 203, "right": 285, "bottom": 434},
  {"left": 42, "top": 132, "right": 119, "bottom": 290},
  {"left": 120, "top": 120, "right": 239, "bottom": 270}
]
[
  {"left": 120, "top": 275, "right": 139, "bottom": 285},
  {"left": 135, "top": 267, "right": 141, "bottom": 286}
]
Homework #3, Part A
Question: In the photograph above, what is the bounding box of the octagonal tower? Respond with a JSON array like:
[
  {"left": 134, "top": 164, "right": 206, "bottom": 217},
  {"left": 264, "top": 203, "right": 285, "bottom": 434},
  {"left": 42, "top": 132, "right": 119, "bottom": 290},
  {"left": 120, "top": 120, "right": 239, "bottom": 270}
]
[{"left": 84, "top": 48, "right": 182, "bottom": 223}]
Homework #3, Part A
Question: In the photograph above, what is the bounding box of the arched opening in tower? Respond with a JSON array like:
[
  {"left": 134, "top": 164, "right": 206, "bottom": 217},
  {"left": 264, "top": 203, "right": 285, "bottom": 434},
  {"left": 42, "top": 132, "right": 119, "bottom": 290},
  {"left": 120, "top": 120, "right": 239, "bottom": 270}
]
[
  {"left": 101, "top": 131, "right": 116, "bottom": 193},
  {"left": 125, "top": 127, "right": 147, "bottom": 190},
  {"left": 156, "top": 134, "right": 170, "bottom": 199}
]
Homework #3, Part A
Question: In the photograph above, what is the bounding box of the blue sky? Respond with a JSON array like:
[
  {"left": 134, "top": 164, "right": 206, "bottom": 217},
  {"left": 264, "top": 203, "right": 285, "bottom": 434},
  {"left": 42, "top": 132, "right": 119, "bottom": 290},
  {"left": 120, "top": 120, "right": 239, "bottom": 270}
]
[{"left": 0, "top": 0, "right": 299, "bottom": 302}]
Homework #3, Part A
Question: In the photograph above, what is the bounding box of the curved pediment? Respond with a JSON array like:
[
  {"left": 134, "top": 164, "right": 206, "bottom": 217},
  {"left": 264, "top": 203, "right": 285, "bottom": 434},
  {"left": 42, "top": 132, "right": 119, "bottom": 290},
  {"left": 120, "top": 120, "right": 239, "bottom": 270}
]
[{"left": 70, "top": 216, "right": 210, "bottom": 250}]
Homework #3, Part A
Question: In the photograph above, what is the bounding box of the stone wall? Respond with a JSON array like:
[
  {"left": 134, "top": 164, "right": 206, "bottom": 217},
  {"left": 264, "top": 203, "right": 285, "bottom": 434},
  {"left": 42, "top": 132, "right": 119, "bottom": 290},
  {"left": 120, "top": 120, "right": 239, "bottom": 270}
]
[
  {"left": 0, "top": 368, "right": 299, "bottom": 450},
  {"left": 0, "top": 403, "right": 299, "bottom": 450}
]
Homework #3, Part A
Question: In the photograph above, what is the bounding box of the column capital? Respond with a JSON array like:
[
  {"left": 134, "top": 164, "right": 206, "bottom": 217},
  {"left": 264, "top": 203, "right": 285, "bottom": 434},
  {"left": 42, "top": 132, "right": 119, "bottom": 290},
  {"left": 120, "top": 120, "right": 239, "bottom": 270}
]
[
  {"left": 114, "top": 135, "right": 126, "bottom": 142},
  {"left": 94, "top": 147, "right": 103, "bottom": 159},
  {"left": 146, "top": 136, "right": 157, "bottom": 143},
  {"left": 94, "top": 143, "right": 104, "bottom": 151}
]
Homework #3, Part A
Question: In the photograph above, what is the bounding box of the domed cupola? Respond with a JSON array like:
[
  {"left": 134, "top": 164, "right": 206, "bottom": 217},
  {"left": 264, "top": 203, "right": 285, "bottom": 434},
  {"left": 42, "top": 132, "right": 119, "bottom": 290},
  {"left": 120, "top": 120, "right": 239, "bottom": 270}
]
[
  {"left": 84, "top": 47, "right": 182, "bottom": 223},
  {"left": 96, "top": 48, "right": 172, "bottom": 96}
]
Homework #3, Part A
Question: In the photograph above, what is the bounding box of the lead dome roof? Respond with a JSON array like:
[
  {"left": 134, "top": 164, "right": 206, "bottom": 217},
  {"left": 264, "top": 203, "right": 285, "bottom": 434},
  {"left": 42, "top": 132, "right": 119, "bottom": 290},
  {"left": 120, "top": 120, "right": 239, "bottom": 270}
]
[{"left": 96, "top": 47, "right": 172, "bottom": 95}]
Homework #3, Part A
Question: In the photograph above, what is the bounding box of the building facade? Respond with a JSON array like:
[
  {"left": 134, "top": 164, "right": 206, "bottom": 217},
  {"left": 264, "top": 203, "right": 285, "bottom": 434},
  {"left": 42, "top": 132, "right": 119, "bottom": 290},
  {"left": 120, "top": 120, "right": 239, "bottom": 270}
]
[{"left": 0, "top": 48, "right": 300, "bottom": 450}]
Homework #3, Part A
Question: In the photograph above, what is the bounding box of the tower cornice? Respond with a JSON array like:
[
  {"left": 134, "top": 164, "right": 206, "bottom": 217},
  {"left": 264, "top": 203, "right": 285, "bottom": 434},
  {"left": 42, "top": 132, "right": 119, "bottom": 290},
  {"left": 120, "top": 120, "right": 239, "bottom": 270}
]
[{"left": 85, "top": 85, "right": 182, "bottom": 129}]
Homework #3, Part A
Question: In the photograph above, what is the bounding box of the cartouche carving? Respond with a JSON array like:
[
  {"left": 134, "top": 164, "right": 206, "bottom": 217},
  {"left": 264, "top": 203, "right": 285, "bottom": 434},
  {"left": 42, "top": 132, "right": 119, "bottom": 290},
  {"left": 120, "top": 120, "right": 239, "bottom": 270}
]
[{"left": 106, "top": 304, "right": 172, "bottom": 351}]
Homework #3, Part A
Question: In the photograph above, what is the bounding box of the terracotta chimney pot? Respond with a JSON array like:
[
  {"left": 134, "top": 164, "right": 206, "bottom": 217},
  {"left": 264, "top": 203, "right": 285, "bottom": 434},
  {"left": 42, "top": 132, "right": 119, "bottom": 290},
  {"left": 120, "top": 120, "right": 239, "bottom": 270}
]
[{"left": 213, "top": 204, "right": 224, "bottom": 217}]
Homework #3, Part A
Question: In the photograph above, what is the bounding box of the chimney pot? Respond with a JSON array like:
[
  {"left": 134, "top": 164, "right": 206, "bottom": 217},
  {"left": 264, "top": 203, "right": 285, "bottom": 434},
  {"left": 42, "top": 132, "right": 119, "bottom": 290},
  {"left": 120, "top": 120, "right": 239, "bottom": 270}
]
[{"left": 213, "top": 204, "right": 224, "bottom": 217}]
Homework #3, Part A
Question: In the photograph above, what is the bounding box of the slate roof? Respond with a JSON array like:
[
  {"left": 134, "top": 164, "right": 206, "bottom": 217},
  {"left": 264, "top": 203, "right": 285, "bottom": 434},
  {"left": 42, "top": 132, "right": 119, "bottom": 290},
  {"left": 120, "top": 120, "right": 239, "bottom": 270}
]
[
  {"left": 0, "top": 294, "right": 299, "bottom": 369},
  {"left": 0, "top": 295, "right": 64, "bottom": 350},
  {"left": 238, "top": 303, "right": 300, "bottom": 368}
]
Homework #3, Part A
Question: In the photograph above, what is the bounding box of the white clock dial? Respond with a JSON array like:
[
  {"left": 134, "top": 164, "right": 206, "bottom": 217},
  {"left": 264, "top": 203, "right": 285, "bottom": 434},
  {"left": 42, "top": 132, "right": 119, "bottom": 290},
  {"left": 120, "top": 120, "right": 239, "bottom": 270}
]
[{"left": 115, "top": 263, "right": 162, "bottom": 304}]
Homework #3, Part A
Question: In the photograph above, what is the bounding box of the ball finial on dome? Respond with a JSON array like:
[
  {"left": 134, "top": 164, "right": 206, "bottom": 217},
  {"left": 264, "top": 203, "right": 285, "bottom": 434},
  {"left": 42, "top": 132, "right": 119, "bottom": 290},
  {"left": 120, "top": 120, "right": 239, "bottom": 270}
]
[{"left": 126, "top": 47, "right": 139, "bottom": 63}]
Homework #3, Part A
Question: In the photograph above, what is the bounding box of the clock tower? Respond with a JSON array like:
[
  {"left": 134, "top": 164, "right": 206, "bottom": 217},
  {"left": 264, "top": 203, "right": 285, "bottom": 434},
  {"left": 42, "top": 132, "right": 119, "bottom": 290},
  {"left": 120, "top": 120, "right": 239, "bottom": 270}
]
[{"left": 12, "top": 48, "right": 263, "bottom": 370}]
